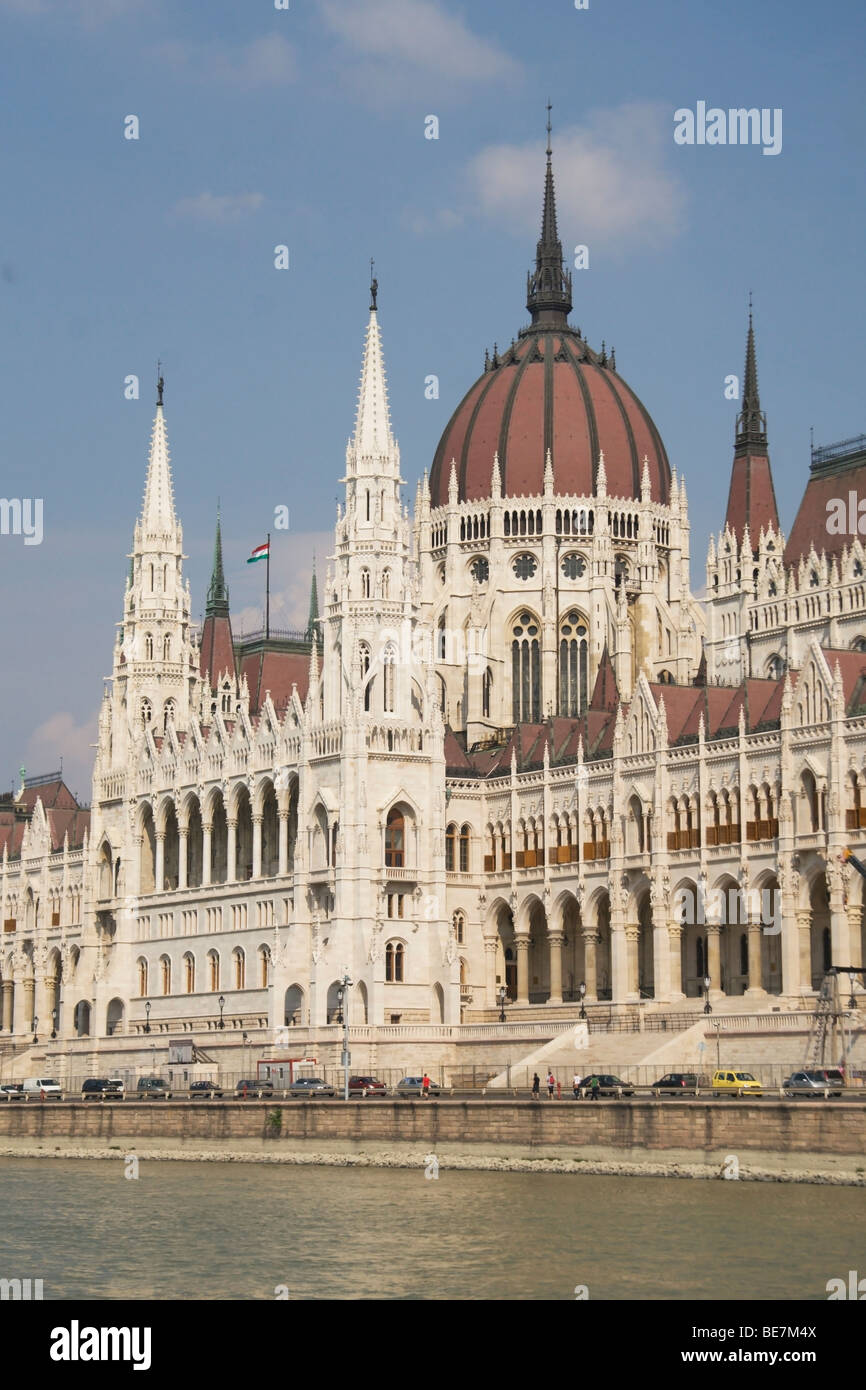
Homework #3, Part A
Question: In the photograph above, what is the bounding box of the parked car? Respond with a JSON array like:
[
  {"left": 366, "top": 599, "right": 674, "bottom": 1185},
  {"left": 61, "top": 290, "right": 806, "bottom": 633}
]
[
  {"left": 22, "top": 1077, "right": 62, "bottom": 1100},
  {"left": 136, "top": 1077, "right": 171, "bottom": 1099},
  {"left": 347, "top": 1076, "right": 388, "bottom": 1098},
  {"left": 189, "top": 1080, "right": 224, "bottom": 1099},
  {"left": 782, "top": 1070, "right": 844, "bottom": 1098},
  {"left": 396, "top": 1076, "right": 442, "bottom": 1098},
  {"left": 579, "top": 1074, "right": 635, "bottom": 1097},
  {"left": 81, "top": 1078, "right": 124, "bottom": 1101},
  {"left": 711, "top": 1070, "right": 762, "bottom": 1097},
  {"left": 234, "top": 1079, "right": 274, "bottom": 1099},
  {"left": 287, "top": 1077, "right": 336, "bottom": 1098},
  {"left": 650, "top": 1073, "right": 702, "bottom": 1094},
  {"left": 815, "top": 1068, "right": 846, "bottom": 1090},
  {"left": 0, "top": 1084, "right": 24, "bottom": 1101}
]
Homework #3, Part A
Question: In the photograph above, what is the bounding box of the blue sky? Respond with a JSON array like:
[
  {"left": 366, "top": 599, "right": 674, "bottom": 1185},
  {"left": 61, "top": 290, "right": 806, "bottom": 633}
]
[{"left": 0, "top": 0, "right": 863, "bottom": 798}]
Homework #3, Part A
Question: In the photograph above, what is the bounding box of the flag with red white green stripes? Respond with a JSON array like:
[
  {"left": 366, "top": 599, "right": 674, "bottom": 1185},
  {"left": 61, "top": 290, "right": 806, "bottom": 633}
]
[{"left": 247, "top": 540, "right": 270, "bottom": 565}]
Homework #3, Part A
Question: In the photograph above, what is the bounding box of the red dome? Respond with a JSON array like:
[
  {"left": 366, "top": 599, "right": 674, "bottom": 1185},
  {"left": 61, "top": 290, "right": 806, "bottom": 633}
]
[{"left": 429, "top": 328, "right": 671, "bottom": 507}]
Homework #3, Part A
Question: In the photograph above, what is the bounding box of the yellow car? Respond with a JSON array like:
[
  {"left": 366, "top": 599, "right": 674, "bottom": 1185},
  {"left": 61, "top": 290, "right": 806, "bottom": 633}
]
[{"left": 711, "top": 1069, "right": 763, "bottom": 1097}]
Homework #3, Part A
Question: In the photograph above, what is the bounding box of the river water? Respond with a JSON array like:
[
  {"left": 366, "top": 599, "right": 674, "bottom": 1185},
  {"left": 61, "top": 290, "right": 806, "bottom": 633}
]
[{"left": 1, "top": 1158, "right": 862, "bottom": 1300}]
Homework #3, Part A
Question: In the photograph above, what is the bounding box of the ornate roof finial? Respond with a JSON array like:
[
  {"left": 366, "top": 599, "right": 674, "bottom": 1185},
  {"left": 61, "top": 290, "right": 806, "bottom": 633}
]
[
  {"left": 206, "top": 507, "right": 229, "bottom": 618},
  {"left": 156, "top": 360, "right": 164, "bottom": 408},
  {"left": 735, "top": 295, "right": 767, "bottom": 455},
  {"left": 526, "top": 104, "right": 573, "bottom": 329},
  {"left": 370, "top": 258, "right": 378, "bottom": 311}
]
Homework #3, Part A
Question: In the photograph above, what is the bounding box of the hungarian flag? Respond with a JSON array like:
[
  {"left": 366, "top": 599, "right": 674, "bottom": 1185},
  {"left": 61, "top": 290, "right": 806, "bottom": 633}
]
[{"left": 247, "top": 540, "right": 269, "bottom": 565}]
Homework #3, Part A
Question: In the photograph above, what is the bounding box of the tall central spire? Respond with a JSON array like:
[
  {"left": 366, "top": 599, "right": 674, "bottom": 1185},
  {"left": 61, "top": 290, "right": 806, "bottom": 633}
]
[
  {"left": 526, "top": 104, "right": 573, "bottom": 329},
  {"left": 206, "top": 508, "right": 229, "bottom": 618}
]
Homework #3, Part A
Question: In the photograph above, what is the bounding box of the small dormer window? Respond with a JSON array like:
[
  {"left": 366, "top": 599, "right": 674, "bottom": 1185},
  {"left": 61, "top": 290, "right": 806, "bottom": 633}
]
[
  {"left": 809, "top": 569, "right": 819, "bottom": 588},
  {"left": 855, "top": 560, "right": 864, "bottom": 577},
  {"left": 769, "top": 581, "right": 777, "bottom": 596}
]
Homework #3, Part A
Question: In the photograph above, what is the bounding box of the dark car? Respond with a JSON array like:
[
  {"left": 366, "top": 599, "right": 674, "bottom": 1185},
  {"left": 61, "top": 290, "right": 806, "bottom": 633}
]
[
  {"left": 81, "top": 1078, "right": 124, "bottom": 1101},
  {"left": 287, "top": 1077, "right": 336, "bottom": 1098},
  {"left": 136, "top": 1077, "right": 171, "bottom": 1099},
  {"left": 396, "top": 1076, "right": 442, "bottom": 1098},
  {"left": 189, "top": 1080, "right": 224, "bottom": 1099},
  {"left": 0, "top": 1084, "right": 24, "bottom": 1101},
  {"left": 650, "top": 1073, "right": 701, "bottom": 1095},
  {"left": 782, "top": 1070, "right": 844, "bottom": 1098},
  {"left": 579, "top": 1074, "right": 635, "bottom": 1097},
  {"left": 347, "top": 1076, "right": 388, "bottom": 1098},
  {"left": 235, "top": 1079, "right": 274, "bottom": 1099}
]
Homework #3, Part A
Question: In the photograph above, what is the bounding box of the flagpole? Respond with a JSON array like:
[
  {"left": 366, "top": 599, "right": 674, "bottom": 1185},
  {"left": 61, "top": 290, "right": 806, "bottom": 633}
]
[{"left": 265, "top": 531, "right": 270, "bottom": 640}]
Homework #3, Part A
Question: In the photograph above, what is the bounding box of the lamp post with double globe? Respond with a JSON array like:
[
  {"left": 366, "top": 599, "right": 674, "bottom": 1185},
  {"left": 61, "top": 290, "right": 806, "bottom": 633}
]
[
  {"left": 497, "top": 985, "right": 507, "bottom": 1023},
  {"left": 144, "top": 1000, "right": 151, "bottom": 1034},
  {"left": 579, "top": 981, "right": 587, "bottom": 1021},
  {"left": 703, "top": 975, "right": 712, "bottom": 1015}
]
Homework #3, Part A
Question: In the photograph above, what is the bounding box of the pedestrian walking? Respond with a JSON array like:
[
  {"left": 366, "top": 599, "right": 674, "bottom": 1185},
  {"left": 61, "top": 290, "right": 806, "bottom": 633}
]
[
  {"left": 421, "top": 1072, "right": 431, "bottom": 1099},
  {"left": 532, "top": 1072, "right": 540, "bottom": 1100},
  {"left": 547, "top": 1071, "right": 556, "bottom": 1099},
  {"left": 590, "top": 1075, "right": 600, "bottom": 1101},
  {"left": 573, "top": 1073, "right": 582, "bottom": 1099}
]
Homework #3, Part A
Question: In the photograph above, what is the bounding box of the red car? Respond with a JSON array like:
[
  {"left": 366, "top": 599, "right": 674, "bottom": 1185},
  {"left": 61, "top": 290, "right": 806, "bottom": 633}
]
[{"left": 347, "top": 1076, "right": 387, "bottom": 1098}]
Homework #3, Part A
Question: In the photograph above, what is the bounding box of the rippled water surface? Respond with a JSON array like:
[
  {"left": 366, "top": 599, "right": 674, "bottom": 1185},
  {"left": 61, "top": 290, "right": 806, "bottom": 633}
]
[{"left": 1, "top": 1158, "right": 863, "bottom": 1300}]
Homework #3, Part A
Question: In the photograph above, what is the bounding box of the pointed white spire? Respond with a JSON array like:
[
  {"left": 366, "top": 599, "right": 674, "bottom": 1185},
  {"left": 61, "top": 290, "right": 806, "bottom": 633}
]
[
  {"left": 640, "top": 455, "right": 651, "bottom": 502},
  {"left": 350, "top": 308, "right": 394, "bottom": 461},
  {"left": 491, "top": 451, "right": 502, "bottom": 499},
  {"left": 448, "top": 460, "right": 459, "bottom": 506},
  {"left": 544, "top": 447, "right": 554, "bottom": 495},
  {"left": 595, "top": 450, "right": 607, "bottom": 498},
  {"left": 140, "top": 403, "right": 177, "bottom": 538}
]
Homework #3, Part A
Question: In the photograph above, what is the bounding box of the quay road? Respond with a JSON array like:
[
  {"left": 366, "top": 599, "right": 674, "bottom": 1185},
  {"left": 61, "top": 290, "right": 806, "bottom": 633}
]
[{"left": 8, "top": 1088, "right": 865, "bottom": 1104}]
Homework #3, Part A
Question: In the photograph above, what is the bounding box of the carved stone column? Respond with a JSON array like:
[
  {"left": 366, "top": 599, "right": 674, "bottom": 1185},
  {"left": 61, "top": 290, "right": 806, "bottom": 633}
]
[
  {"left": 624, "top": 927, "right": 640, "bottom": 1001},
  {"left": 154, "top": 831, "right": 165, "bottom": 893},
  {"left": 581, "top": 929, "right": 599, "bottom": 1001},
  {"left": 547, "top": 932, "right": 564, "bottom": 1004},
  {"left": 1, "top": 979, "right": 12, "bottom": 1032},
  {"left": 278, "top": 808, "right": 289, "bottom": 877},
  {"left": 796, "top": 906, "right": 812, "bottom": 990},
  {"left": 706, "top": 924, "right": 723, "bottom": 996},
  {"left": 226, "top": 817, "right": 238, "bottom": 883},
  {"left": 483, "top": 936, "right": 498, "bottom": 1008},
  {"left": 177, "top": 827, "right": 188, "bottom": 891},
  {"left": 668, "top": 922, "right": 685, "bottom": 1000},
  {"left": 252, "top": 813, "right": 263, "bottom": 879},
  {"left": 746, "top": 921, "right": 765, "bottom": 996},
  {"left": 202, "top": 821, "right": 212, "bottom": 887},
  {"left": 515, "top": 932, "right": 530, "bottom": 1005}
]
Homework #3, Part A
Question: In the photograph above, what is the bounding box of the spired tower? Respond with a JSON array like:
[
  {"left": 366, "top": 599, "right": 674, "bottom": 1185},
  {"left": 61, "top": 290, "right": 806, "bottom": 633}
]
[
  {"left": 306, "top": 280, "right": 454, "bottom": 1027},
  {"left": 706, "top": 307, "right": 784, "bottom": 684},
  {"left": 97, "top": 374, "right": 199, "bottom": 777}
]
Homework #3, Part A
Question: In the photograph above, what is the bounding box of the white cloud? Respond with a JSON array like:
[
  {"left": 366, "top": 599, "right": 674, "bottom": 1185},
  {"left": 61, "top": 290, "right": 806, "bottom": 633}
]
[
  {"left": 156, "top": 34, "right": 296, "bottom": 87},
  {"left": 233, "top": 531, "right": 333, "bottom": 637},
  {"left": 26, "top": 710, "right": 98, "bottom": 802},
  {"left": 170, "top": 192, "right": 265, "bottom": 225},
  {"left": 319, "top": 0, "right": 520, "bottom": 87},
  {"left": 468, "top": 103, "right": 687, "bottom": 252},
  {"left": 401, "top": 205, "right": 464, "bottom": 237}
]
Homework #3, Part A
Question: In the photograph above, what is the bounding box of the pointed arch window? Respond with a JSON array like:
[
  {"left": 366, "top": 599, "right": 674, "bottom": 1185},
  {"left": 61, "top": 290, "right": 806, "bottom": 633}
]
[
  {"left": 385, "top": 807, "right": 405, "bottom": 867},
  {"left": 160, "top": 955, "right": 171, "bottom": 996},
  {"left": 145, "top": 633, "right": 154, "bottom": 660},
  {"left": 459, "top": 824, "right": 471, "bottom": 872},
  {"left": 163, "top": 699, "right": 176, "bottom": 732},
  {"left": 141, "top": 698, "right": 153, "bottom": 727},
  {"left": 445, "top": 823, "right": 457, "bottom": 872},
  {"left": 163, "top": 634, "right": 171, "bottom": 661},
  {"left": 233, "top": 948, "right": 245, "bottom": 990},
  {"left": 482, "top": 667, "right": 492, "bottom": 719},
  {"left": 385, "top": 941, "right": 404, "bottom": 982},
  {"left": 184, "top": 953, "right": 195, "bottom": 994},
  {"left": 360, "top": 568, "right": 371, "bottom": 599},
  {"left": 512, "top": 612, "right": 541, "bottom": 723},
  {"left": 359, "top": 642, "right": 372, "bottom": 711},
  {"left": 558, "top": 611, "right": 588, "bottom": 716},
  {"left": 381, "top": 569, "right": 391, "bottom": 600},
  {"left": 137, "top": 958, "right": 148, "bottom": 997}
]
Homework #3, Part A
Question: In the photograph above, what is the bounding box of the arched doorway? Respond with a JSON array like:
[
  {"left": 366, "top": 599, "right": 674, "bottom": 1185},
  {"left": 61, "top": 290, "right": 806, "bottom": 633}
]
[
  {"left": 432, "top": 981, "right": 445, "bottom": 1023},
  {"left": 106, "top": 998, "right": 124, "bottom": 1037},
  {"left": 284, "top": 984, "right": 305, "bottom": 1026},
  {"left": 809, "top": 873, "right": 830, "bottom": 989},
  {"left": 74, "top": 1000, "right": 91, "bottom": 1037}
]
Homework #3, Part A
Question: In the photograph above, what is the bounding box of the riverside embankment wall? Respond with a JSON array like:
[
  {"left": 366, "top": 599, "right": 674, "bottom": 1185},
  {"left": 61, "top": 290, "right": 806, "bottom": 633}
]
[{"left": 1, "top": 1100, "right": 864, "bottom": 1160}]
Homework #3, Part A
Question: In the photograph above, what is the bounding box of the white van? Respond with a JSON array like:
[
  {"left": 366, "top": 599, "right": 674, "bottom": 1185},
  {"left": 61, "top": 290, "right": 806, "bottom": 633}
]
[{"left": 22, "top": 1077, "right": 62, "bottom": 1099}]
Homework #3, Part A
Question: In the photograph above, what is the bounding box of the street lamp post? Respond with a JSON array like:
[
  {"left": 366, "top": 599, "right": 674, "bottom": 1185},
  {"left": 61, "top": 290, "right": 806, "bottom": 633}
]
[
  {"left": 578, "top": 981, "right": 587, "bottom": 1021},
  {"left": 218, "top": 995, "right": 225, "bottom": 1030},
  {"left": 338, "top": 967, "right": 352, "bottom": 1101},
  {"left": 32, "top": 1015, "right": 38, "bottom": 1044},
  {"left": 703, "top": 975, "right": 712, "bottom": 1015},
  {"left": 497, "top": 986, "right": 507, "bottom": 1023},
  {"left": 144, "top": 1000, "right": 151, "bottom": 1034},
  {"left": 51, "top": 1007, "right": 57, "bottom": 1040}
]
